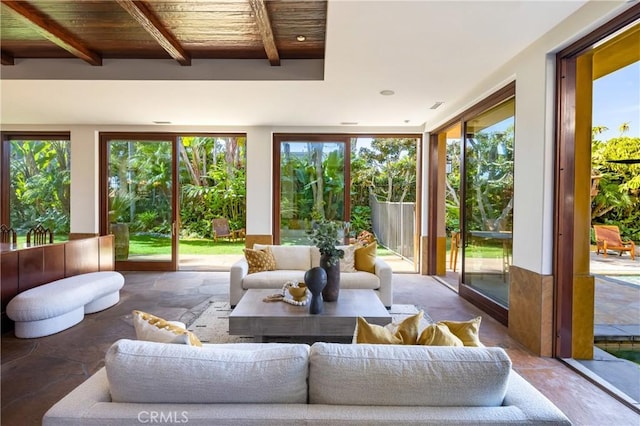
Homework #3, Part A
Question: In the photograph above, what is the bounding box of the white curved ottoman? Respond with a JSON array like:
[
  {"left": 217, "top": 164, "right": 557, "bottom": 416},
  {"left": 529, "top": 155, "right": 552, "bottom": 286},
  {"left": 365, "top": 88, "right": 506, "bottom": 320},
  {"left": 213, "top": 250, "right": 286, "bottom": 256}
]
[{"left": 6, "top": 271, "right": 125, "bottom": 338}]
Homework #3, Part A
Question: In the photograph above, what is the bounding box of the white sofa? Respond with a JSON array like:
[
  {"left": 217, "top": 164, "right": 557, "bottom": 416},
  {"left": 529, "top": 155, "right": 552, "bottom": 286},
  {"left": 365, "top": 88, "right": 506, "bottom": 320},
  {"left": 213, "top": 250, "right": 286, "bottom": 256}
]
[
  {"left": 43, "top": 339, "right": 571, "bottom": 425},
  {"left": 230, "top": 244, "right": 393, "bottom": 307}
]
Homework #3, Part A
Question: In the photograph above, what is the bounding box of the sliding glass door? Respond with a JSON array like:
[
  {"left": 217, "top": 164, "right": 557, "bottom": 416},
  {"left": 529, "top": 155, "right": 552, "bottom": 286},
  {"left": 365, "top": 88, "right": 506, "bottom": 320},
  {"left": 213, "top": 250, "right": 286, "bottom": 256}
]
[
  {"left": 462, "top": 97, "right": 515, "bottom": 308},
  {"left": 101, "top": 135, "right": 178, "bottom": 270}
]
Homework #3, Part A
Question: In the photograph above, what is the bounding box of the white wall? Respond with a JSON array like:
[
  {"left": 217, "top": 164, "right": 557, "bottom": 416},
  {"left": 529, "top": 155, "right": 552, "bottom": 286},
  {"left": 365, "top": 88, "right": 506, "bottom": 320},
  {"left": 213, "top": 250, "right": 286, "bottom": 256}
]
[{"left": 424, "top": 0, "right": 631, "bottom": 275}]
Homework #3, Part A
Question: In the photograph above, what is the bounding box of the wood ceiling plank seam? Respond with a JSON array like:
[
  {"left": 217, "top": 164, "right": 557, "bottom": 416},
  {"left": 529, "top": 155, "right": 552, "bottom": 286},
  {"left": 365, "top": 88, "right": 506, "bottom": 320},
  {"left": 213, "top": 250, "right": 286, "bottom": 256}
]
[
  {"left": 115, "top": 0, "right": 191, "bottom": 66},
  {"left": 0, "top": 0, "right": 102, "bottom": 65},
  {"left": 247, "top": 0, "right": 280, "bottom": 66}
]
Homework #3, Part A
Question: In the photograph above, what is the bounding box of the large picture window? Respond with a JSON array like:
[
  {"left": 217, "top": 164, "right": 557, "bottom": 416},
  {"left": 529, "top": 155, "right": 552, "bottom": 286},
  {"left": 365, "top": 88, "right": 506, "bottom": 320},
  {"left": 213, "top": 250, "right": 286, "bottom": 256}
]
[
  {"left": 1, "top": 133, "right": 71, "bottom": 242},
  {"left": 274, "top": 133, "right": 420, "bottom": 272}
]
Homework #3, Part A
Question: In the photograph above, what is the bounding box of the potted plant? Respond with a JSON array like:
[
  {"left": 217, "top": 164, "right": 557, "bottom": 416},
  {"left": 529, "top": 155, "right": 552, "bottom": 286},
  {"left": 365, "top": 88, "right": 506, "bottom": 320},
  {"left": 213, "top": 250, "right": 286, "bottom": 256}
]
[
  {"left": 307, "top": 219, "right": 344, "bottom": 301},
  {"left": 108, "top": 190, "right": 136, "bottom": 261}
]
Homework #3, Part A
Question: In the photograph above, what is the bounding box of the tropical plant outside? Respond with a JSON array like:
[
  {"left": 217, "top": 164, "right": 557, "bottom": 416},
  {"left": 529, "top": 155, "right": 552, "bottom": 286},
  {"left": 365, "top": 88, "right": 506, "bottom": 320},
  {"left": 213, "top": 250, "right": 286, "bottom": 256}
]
[
  {"left": 591, "top": 125, "right": 640, "bottom": 242},
  {"left": 8, "top": 138, "right": 70, "bottom": 237}
]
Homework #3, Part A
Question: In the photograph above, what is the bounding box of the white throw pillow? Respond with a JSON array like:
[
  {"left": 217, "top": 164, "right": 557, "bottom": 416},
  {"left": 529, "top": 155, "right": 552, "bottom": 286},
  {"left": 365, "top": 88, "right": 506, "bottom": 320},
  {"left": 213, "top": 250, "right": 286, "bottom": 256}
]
[{"left": 337, "top": 245, "right": 357, "bottom": 272}]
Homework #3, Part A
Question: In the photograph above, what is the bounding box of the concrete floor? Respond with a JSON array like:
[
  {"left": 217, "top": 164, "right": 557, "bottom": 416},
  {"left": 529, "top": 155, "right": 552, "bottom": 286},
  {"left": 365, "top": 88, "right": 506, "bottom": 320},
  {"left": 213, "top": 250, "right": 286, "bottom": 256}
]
[{"left": 1, "top": 272, "right": 639, "bottom": 425}]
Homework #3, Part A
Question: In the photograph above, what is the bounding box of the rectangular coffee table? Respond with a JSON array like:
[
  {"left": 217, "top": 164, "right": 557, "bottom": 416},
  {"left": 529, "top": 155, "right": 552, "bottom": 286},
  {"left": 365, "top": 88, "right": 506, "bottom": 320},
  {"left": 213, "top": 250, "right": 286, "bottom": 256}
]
[{"left": 229, "top": 289, "right": 391, "bottom": 342}]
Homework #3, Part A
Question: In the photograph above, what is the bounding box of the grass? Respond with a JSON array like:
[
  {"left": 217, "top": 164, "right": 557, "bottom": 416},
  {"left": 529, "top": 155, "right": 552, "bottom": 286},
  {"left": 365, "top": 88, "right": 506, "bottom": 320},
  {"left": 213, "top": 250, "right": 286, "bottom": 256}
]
[
  {"left": 127, "top": 234, "right": 246, "bottom": 256},
  {"left": 601, "top": 348, "right": 640, "bottom": 365}
]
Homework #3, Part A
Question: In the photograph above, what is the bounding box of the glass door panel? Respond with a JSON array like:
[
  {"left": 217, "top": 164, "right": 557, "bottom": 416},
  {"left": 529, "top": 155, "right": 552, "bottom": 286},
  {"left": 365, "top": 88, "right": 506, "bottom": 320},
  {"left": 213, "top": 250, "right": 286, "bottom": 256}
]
[
  {"left": 106, "top": 138, "right": 176, "bottom": 269},
  {"left": 279, "top": 140, "right": 346, "bottom": 245},
  {"left": 463, "top": 98, "right": 515, "bottom": 307}
]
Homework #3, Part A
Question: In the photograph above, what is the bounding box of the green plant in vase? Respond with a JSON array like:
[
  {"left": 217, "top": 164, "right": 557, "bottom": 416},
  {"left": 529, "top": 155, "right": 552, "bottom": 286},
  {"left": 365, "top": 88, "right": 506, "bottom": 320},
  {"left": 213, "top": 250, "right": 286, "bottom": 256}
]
[{"left": 307, "top": 219, "right": 344, "bottom": 301}]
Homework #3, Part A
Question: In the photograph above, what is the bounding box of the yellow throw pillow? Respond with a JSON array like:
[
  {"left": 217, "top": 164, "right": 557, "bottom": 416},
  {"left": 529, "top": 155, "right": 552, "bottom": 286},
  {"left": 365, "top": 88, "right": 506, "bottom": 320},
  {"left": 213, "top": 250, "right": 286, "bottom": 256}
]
[
  {"left": 243, "top": 247, "right": 276, "bottom": 274},
  {"left": 354, "top": 241, "right": 377, "bottom": 273},
  {"left": 132, "top": 310, "right": 202, "bottom": 347},
  {"left": 355, "top": 311, "right": 423, "bottom": 344},
  {"left": 417, "top": 323, "right": 464, "bottom": 346},
  {"left": 438, "top": 316, "right": 482, "bottom": 346}
]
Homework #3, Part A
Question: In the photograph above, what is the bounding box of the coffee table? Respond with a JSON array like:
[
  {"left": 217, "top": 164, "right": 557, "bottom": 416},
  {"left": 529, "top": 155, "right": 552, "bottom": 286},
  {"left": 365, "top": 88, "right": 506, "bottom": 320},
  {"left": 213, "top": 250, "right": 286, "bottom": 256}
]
[{"left": 229, "top": 289, "right": 391, "bottom": 342}]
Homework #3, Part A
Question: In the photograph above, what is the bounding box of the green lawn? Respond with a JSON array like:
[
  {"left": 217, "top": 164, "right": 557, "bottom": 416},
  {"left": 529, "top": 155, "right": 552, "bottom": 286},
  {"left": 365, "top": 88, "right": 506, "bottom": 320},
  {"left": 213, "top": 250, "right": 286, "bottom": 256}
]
[{"left": 127, "top": 234, "right": 246, "bottom": 255}]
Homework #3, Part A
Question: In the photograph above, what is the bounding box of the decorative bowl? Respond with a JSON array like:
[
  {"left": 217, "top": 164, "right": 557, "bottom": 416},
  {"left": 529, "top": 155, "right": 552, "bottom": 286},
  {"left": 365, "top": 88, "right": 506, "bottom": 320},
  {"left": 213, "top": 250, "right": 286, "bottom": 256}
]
[{"left": 288, "top": 283, "right": 307, "bottom": 301}]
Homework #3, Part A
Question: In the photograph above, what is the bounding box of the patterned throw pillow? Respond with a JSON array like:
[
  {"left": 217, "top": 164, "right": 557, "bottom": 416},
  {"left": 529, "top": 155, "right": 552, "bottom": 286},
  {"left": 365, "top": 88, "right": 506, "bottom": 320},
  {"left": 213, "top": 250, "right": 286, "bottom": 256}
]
[
  {"left": 132, "top": 310, "right": 202, "bottom": 347},
  {"left": 338, "top": 245, "right": 357, "bottom": 273},
  {"left": 243, "top": 247, "right": 276, "bottom": 274}
]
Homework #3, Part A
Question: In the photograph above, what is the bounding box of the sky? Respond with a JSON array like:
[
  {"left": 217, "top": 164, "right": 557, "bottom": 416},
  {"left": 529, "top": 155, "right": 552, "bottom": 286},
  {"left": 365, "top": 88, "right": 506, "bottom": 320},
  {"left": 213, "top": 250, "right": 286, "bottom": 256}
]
[{"left": 592, "top": 61, "right": 640, "bottom": 141}]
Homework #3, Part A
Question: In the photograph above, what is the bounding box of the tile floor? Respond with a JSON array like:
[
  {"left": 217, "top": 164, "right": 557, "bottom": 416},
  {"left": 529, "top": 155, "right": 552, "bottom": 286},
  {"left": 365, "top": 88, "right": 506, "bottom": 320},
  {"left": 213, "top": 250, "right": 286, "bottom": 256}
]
[{"left": 2, "top": 272, "right": 639, "bottom": 425}]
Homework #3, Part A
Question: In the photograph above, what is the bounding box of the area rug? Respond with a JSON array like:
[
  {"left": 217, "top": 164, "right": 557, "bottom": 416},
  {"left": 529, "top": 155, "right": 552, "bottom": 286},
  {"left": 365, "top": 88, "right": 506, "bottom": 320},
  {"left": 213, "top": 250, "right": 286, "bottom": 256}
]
[{"left": 186, "top": 299, "right": 432, "bottom": 344}]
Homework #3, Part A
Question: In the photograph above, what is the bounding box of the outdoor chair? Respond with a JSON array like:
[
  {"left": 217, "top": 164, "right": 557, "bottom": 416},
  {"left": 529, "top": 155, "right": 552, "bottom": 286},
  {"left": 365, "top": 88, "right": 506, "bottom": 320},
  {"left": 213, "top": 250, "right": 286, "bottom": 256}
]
[
  {"left": 593, "top": 225, "right": 635, "bottom": 261},
  {"left": 26, "top": 224, "right": 54, "bottom": 246},
  {"left": 211, "top": 218, "right": 244, "bottom": 242},
  {"left": 1, "top": 224, "right": 17, "bottom": 245}
]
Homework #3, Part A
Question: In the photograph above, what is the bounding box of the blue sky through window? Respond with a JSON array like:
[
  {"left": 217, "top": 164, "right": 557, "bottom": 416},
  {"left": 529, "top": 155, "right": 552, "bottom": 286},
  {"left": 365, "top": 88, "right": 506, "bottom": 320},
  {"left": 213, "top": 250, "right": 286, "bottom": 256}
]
[{"left": 592, "top": 61, "right": 640, "bottom": 141}]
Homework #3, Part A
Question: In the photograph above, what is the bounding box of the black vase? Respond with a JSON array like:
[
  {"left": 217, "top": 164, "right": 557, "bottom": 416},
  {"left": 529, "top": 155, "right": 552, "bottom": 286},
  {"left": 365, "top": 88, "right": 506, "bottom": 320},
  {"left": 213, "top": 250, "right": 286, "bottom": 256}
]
[
  {"left": 320, "top": 253, "right": 340, "bottom": 302},
  {"left": 304, "top": 267, "right": 327, "bottom": 314}
]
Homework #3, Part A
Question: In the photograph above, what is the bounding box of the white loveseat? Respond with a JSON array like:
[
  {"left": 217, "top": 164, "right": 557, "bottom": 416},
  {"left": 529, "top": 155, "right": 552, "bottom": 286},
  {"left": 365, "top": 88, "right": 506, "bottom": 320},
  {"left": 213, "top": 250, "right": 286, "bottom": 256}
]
[
  {"left": 43, "top": 339, "right": 572, "bottom": 425},
  {"left": 230, "top": 244, "right": 393, "bottom": 307}
]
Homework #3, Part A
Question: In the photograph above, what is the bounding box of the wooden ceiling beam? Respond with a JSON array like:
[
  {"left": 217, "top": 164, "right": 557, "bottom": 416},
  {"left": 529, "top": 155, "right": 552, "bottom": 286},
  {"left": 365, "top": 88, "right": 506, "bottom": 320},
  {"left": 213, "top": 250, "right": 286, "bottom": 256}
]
[
  {"left": 1, "top": 0, "right": 102, "bottom": 66},
  {"left": 116, "top": 0, "right": 191, "bottom": 66},
  {"left": 248, "top": 0, "right": 280, "bottom": 66},
  {"left": 1, "top": 50, "right": 15, "bottom": 65}
]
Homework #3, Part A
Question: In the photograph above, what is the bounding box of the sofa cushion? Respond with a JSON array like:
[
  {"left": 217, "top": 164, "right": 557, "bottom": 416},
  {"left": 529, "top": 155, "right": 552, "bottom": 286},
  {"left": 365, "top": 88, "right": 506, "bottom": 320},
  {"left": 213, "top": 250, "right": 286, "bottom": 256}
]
[
  {"left": 132, "top": 310, "right": 202, "bottom": 347},
  {"left": 242, "top": 270, "right": 307, "bottom": 289},
  {"left": 438, "top": 316, "right": 483, "bottom": 346},
  {"left": 354, "top": 242, "right": 377, "bottom": 273},
  {"left": 106, "top": 339, "right": 310, "bottom": 404},
  {"left": 243, "top": 247, "right": 276, "bottom": 274},
  {"left": 339, "top": 271, "right": 380, "bottom": 289},
  {"left": 254, "top": 244, "right": 311, "bottom": 270},
  {"left": 309, "top": 342, "right": 511, "bottom": 407}
]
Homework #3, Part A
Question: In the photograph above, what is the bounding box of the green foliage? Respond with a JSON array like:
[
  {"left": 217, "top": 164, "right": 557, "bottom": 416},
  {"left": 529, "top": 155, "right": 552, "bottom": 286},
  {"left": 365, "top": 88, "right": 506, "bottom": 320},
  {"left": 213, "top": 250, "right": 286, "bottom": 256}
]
[
  {"left": 591, "top": 133, "right": 640, "bottom": 241},
  {"left": 465, "top": 124, "right": 514, "bottom": 232},
  {"left": 307, "top": 219, "right": 345, "bottom": 266},
  {"left": 355, "top": 138, "right": 417, "bottom": 203},
  {"left": 350, "top": 205, "right": 372, "bottom": 235},
  {"left": 9, "top": 140, "right": 70, "bottom": 234},
  {"left": 134, "top": 211, "right": 159, "bottom": 232}
]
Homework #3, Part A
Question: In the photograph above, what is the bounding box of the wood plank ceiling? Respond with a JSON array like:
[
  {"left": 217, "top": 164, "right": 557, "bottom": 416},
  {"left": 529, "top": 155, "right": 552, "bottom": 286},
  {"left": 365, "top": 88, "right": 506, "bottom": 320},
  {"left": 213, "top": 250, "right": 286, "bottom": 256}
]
[{"left": 0, "top": 0, "right": 327, "bottom": 66}]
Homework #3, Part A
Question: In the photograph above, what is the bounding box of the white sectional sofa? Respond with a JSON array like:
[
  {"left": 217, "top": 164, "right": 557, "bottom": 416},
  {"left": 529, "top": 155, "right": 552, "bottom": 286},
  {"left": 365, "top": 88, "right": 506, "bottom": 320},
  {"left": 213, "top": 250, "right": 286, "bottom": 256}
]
[
  {"left": 43, "top": 339, "right": 572, "bottom": 425},
  {"left": 230, "top": 244, "right": 393, "bottom": 307}
]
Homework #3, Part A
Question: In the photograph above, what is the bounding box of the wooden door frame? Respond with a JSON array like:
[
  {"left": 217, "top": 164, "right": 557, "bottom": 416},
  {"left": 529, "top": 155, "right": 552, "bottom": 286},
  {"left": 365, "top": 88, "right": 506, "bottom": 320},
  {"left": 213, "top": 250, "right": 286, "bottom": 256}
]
[
  {"left": 554, "top": 5, "right": 640, "bottom": 358},
  {"left": 99, "top": 132, "right": 179, "bottom": 271},
  {"left": 428, "top": 83, "right": 515, "bottom": 326}
]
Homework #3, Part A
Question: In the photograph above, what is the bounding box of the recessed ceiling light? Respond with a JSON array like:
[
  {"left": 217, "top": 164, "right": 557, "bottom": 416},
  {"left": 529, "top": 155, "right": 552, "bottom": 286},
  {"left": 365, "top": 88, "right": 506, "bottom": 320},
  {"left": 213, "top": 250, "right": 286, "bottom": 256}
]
[
  {"left": 404, "top": 119, "right": 410, "bottom": 123},
  {"left": 296, "top": 35, "right": 306, "bottom": 42},
  {"left": 380, "top": 90, "right": 395, "bottom": 96},
  {"left": 429, "top": 101, "right": 444, "bottom": 110},
  {"left": 153, "top": 121, "right": 172, "bottom": 124}
]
